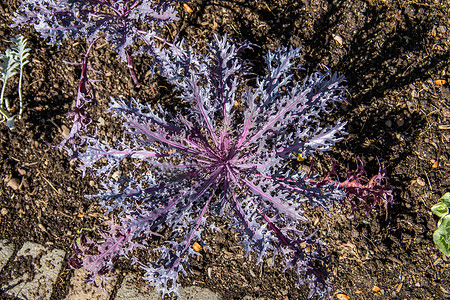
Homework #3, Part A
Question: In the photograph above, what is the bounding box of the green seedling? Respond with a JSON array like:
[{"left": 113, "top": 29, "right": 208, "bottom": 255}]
[
  {"left": 0, "top": 35, "right": 30, "bottom": 130},
  {"left": 431, "top": 192, "right": 450, "bottom": 256},
  {"left": 75, "top": 226, "right": 98, "bottom": 246},
  {"left": 10, "top": 36, "right": 30, "bottom": 120}
]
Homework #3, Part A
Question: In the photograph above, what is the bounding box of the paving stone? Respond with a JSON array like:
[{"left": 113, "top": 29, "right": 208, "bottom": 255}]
[
  {"left": 180, "top": 286, "right": 220, "bottom": 300},
  {"left": 115, "top": 274, "right": 159, "bottom": 300},
  {"left": 65, "top": 268, "right": 117, "bottom": 300},
  {"left": 242, "top": 296, "right": 268, "bottom": 300},
  {"left": 2, "top": 242, "right": 65, "bottom": 300},
  {"left": 0, "top": 239, "right": 14, "bottom": 272},
  {"left": 116, "top": 274, "right": 220, "bottom": 300}
]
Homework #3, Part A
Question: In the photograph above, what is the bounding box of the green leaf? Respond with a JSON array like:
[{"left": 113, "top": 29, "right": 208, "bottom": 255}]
[
  {"left": 440, "top": 192, "right": 450, "bottom": 207},
  {"left": 432, "top": 201, "right": 449, "bottom": 218},
  {"left": 0, "top": 50, "right": 19, "bottom": 83},
  {"left": 433, "top": 214, "right": 450, "bottom": 256},
  {"left": 10, "top": 36, "right": 30, "bottom": 66},
  {"left": 5, "top": 115, "right": 15, "bottom": 131}
]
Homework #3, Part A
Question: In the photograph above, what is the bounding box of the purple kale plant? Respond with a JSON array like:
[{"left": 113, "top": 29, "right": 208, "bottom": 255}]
[
  {"left": 13, "top": 0, "right": 188, "bottom": 144},
  {"left": 67, "top": 35, "right": 349, "bottom": 298},
  {"left": 336, "top": 159, "right": 393, "bottom": 217},
  {"left": 12, "top": 0, "right": 186, "bottom": 62},
  {"left": 314, "top": 158, "right": 393, "bottom": 218}
]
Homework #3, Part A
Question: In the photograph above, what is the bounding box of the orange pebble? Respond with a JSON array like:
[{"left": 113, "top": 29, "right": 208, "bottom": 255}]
[{"left": 193, "top": 242, "right": 202, "bottom": 252}]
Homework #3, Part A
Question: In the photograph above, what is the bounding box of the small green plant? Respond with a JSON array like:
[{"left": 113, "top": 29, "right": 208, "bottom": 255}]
[
  {"left": 0, "top": 35, "right": 30, "bottom": 130},
  {"left": 431, "top": 192, "right": 450, "bottom": 256}
]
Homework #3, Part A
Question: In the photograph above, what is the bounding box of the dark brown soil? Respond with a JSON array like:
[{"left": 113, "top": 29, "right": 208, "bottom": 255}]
[{"left": 1, "top": 0, "right": 450, "bottom": 299}]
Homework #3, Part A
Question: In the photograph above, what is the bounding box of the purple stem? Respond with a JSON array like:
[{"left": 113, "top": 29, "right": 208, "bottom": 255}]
[{"left": 126, "top": 49, "right": 140, "bottom": 87}]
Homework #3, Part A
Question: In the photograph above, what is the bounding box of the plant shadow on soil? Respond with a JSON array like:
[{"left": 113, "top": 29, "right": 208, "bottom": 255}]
[{"left": 1, "top": 0, "right": 450, "bottom": 299}]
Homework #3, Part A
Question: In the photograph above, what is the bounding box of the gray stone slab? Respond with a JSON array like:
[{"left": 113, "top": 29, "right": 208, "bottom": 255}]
[
  {"left": 115, "top": 274, "right": 221, "bottom": 300},
  {"left": 0, "top": 239, "right": 14, "bottom": 272},
  {"left": 2, "top": 242, "right": 65, "bottom": 300},
  {"left": 64, "top": 268, "right": 117, "bottom": 300},
  {"left": 115, "top": 274, "right": 160, "bottom": 300},
  {"left": 180, "top": 286, "right": 220, "bottom": 300},
  {"left": 242, "top": 296, "right": 268, "bottom": 300}
]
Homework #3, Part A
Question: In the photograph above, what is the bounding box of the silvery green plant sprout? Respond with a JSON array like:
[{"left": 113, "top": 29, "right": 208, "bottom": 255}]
[
  {"left": 0, "top": 35, "right": 30, "bottom": 130},
  {"left": 68, "top": 35, "right": 349, "bottom": 298},
  {"left": 13, "top": 0, "right": 188, "bottom": 143}
]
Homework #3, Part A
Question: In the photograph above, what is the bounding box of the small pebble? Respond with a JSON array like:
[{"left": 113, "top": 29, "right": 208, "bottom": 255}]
[
  {"left": 6, "top": 178, "right": 21, "bottom": 190},
  {"left": 98, "top": 117, "right": 105, "bottom": 126},
  {"left": 416, "top": 177, "right": 426, "bottom": 186},
  {"left": 1, "top": 208, "right": 8, "bottom": 216},
  {"left": 437, "top": 25, "right": 447, "bottom": 34},
  {"left": 38, "top": 223, "right": 47, "bottom": 232},
  {"left": 61, "top": 125, "right": 70, "bottom": 137},
  {"left": 111, "top": 171, "right": 121, "bottom": 181},
  {"left": 332, "top": 33, "right": 343, "bottom": 45},
  {"left": 265, "top": 257, "right": 274, "bottom": 267}
]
